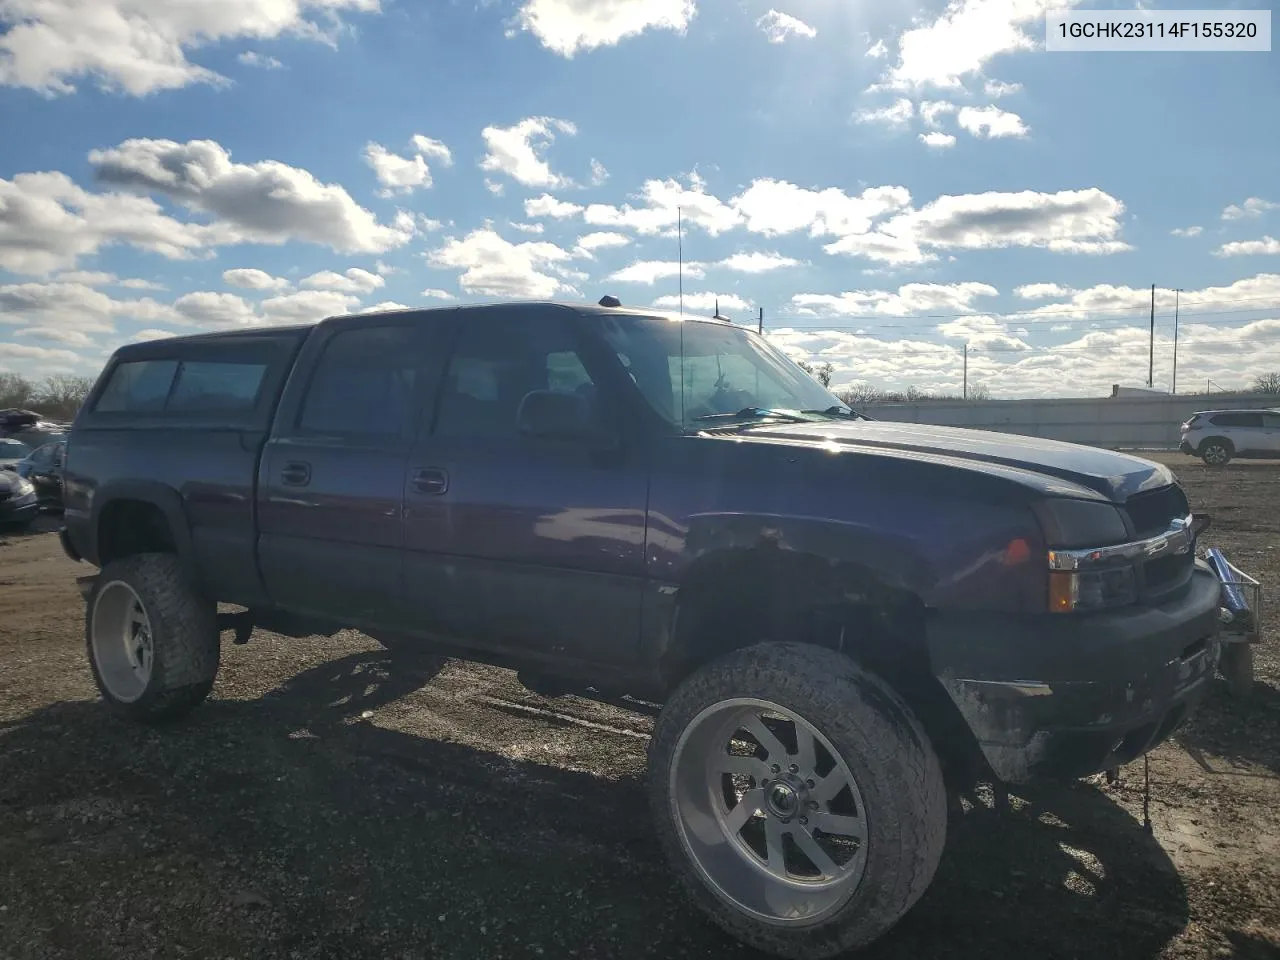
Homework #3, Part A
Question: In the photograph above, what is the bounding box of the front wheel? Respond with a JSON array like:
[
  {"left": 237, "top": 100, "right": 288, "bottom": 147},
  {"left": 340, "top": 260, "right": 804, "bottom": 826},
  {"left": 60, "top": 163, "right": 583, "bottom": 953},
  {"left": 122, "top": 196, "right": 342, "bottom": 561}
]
[
  {"left": 1200, "top": 439, "right": 1233, "bottom": 466},
  {"left": 86, "top": 553, "right": 220, "bottom": 722},
  {"left": 648, "top": 643, "right": 947, "bottom": 959}
]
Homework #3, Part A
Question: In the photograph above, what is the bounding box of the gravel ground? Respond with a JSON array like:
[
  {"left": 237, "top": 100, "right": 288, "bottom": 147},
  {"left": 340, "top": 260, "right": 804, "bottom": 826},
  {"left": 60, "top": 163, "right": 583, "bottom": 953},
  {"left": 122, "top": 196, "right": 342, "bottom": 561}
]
[{"left": 1, "top": 451, "right": 1278, "bottom": 960}]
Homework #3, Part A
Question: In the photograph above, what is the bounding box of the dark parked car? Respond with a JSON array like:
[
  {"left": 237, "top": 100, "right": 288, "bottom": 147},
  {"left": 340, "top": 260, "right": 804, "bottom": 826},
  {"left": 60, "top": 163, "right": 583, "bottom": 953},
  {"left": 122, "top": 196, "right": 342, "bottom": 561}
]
[
  {"left": 59, "top": 301, "right": 1225, "bottom": 959},
  {"left": 0, "top": 440, "right": 39, "bottom": 528},
  {"left": 0, "top": 437, "right": 33, "bottom": 470},
  {"left": 12, "top": 439, "right": 66, "bottom": 510}
]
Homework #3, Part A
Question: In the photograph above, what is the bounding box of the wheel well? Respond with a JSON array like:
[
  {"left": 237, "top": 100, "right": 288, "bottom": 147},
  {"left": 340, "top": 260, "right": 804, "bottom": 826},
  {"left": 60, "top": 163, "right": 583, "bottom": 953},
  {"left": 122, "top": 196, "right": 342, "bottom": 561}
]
[
  {"left": 97, "top": 499, "right": 177, "bottom": 565},
  {"left": 1201, "top": 435, "right": 1233, "bottom": 452},
  {"left": 661, "top": 549, "right": 985, "bottom": 782}
]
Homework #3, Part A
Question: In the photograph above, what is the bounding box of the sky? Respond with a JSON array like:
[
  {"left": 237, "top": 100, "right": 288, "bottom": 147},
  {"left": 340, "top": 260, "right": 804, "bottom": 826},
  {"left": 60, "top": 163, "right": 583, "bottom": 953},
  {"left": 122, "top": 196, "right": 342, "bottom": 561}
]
[{"left": 1, "top": 0, "right": 1278, "bottom": 399}]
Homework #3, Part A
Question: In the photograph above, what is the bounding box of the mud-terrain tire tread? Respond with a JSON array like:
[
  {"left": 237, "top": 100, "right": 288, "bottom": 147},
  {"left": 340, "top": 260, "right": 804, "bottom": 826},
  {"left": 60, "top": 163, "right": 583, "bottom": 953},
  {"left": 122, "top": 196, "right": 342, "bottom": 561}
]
[
  {"left": 86, "top": 553, "right": 219, "bottom": 723},
  {"left": 648, "top": 642, "right": 947, "bottom": 960}
]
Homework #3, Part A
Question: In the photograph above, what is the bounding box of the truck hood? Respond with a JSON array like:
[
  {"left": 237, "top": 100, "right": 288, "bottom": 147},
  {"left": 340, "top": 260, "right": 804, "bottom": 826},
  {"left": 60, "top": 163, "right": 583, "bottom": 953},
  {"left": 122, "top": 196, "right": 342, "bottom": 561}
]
[{"left": 725, "top": 419, "right": 1174, "bottom": 503}]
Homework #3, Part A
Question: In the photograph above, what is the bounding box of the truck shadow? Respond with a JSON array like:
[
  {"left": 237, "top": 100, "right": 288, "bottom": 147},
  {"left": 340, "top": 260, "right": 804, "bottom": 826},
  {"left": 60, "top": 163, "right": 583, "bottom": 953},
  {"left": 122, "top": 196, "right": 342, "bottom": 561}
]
[
  {"left": 1175, "top": 679, "right": 1280, "bottom": 778},
  {"left": 0, "top": 651, "right": 1188, "bottom": 960}
]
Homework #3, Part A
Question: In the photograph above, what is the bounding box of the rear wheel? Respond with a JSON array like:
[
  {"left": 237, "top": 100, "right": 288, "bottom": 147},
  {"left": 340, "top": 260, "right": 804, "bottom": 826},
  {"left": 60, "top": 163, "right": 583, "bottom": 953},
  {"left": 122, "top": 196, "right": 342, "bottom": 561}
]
[
  {"left": 87, "top": 553, "right": 219, "bottom": 722},
  {"left": 649, "top": 643, "right": 946, "bottom": 959},
  {"left": 1200, "top": 438, "right": 1233, "bottom": 466}
]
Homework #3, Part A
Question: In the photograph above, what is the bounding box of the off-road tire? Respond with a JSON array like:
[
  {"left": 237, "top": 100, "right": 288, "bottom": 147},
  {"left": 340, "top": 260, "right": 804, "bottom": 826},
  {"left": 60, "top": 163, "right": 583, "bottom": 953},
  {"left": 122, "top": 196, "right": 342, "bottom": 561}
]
[
  {"left": 1199, "top": 438, "right": 1233, "bottom": 466},
  {"left": 648, "top": 643, "right": 947, "bottom": 959},
  {"left": 1220, "top": 643, "right": 1255, "bottom": 699},
  {"left": 86, "top": 553, "right": 219, "bottom": 722}
]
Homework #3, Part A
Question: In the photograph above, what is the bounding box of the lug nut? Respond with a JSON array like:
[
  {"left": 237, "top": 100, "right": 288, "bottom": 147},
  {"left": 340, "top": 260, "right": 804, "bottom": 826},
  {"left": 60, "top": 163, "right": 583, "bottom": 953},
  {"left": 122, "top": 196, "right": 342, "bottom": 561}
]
[
  {"left": 770, "top": 763, "right": 781, "bottom": 774},
  {"left": 789, "top": 764, "right": 799, "bottom": 774}
]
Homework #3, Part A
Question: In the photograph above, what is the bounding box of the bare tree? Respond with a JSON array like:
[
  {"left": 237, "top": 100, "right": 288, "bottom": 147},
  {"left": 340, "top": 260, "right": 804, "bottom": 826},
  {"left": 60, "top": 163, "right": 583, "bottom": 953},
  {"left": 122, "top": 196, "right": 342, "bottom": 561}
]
[
  {"left": 35, "top": 374, "right": 96, "bottom": 420},
  {"left": 796, "top": 360, "right": 835, "bottom": 388},
  {"left": 1252, "top": 372, "right": 1280, "bottom": 394},
  {"left": 968, "top": 382, "right": 991, "bottom": 400},
  {"left": 0, "top": 372, "right": 37, "bottom": 410}
]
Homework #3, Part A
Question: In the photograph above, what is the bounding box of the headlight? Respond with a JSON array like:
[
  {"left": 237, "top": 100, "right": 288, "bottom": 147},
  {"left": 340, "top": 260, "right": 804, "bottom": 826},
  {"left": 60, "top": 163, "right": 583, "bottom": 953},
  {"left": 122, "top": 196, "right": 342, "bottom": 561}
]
[
  {"left": 1034, "top": 498, "right": 1137, "bottom": 613},
  {"left": 13, "top": 476, "right": 34, "bottom": 496}
]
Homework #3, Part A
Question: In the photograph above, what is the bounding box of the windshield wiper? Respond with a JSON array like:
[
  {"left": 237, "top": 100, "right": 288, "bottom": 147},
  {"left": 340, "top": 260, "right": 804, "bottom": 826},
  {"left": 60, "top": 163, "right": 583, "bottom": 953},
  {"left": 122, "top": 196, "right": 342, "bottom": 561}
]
[
  {"left": 692, "top": 407, "right": 812, "bottom": 424},
  {"left": 802, "top": 406, "right": 869, "bottom": 421}
]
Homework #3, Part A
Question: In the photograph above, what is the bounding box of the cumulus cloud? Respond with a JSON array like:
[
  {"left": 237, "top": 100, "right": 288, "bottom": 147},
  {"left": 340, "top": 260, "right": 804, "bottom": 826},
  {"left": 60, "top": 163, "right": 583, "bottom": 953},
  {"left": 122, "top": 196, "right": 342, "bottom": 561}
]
[
  {"left": 919, "top": 132, "right": 957, "bottom": 149},
  {"left": 0, "top": 0, "right": 379, "bottom": 96},
  {"left": 983, "top": 79, "right": 1022, "bottom": 97},
  {"left": 856, "top": 98, "right": 914, "bottom": 126},
  {"left": 300, "top": 267, "right": 385, "bottom": 293},
  {"left": 261, "top": 289, "right": 361, "bottom": 324},
  {"left": 515, "top": 0, "right": 696, "bottom": 57},
  {"left": 757, "top": 10, "right": 817, "bottom": 43},
  {"left": 653, "top": 292, "right": 750, "bottom": 313},
  {"left": 590, "top": 159, "right": 610, "bottom": 186},
  {"left": 238, "top": 51, "right": 283, "bottom": 70},
  {"left": 363, "top": 135, "right": 452, "bottom": 197},
  {"left": 574, "top": 231, "right": 631, "bottom": 257},
  {"left": 427, "top": 228, "right": 578, "bottom": 298},
  {"left": 1222, "top": 198, "right": 1278, "bottom": 220},
  {"left": 919, "top": 100, "right": 957, "bottom": 127},
  {"left": 957, "top": 105, "right": 1028, "bottom": 138},
  {"left": 358, "top": 301, "right": 410, "bottom": 313},
  {"left": 51, "top": 270, "right": 163, "bottom": 290},
  {"left": 421, "top": 288, "right": 457, "bottom": 300},
  {"left": 792, "top": 282, "right": 999, "bottom": 317},
  {"left": 1013, "top": 282, "right": 1072, "bottom": 299},
  {"left": 937, "top": 314, "right": 1030, "bottom": 350},
  {"left": 879, "top": 0, "right": 1067, "bottom": 90},
  {"left": 1215, "top": 237, "right": 1280, "bottom": 257},
  {"left": 1171, "top": 225, "right": 1203, "bottom": 238},
  {"left": 608, "top": 260, "right": 706, "bottom": 284},
  {"left": 718, "top": 251, "right": 801, "bottom": 273},
  {"left": 730, "top": 180, "right": 911, "bottom": 238},
  {"left": 866, "top": 39, "right": 889, "bottom": 58},
  {"left": 525, "top": 194, "right": 585, "bottom": 219},
  {"left": 90, "top": 138, "right": 416, "bottom": 254},
  {"left": 173, "top": 291, "right": 259, "bottom": 328},
  {"left": 585, "top": 172, "right": 742, "bottom": 236},
  {"left": 480, "top": 117, "right": 577, "bottom": 188},
  {"left": 222, "top": 268, "right": 290, "bottom": 291},
  {"left": 0, "top": 281, "right": 175, "bottom": 344}
]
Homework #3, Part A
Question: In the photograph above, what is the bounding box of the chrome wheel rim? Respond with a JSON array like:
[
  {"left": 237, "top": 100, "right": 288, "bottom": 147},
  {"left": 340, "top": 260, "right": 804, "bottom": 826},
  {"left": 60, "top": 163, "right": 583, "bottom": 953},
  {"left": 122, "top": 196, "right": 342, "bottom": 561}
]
[
  {"left": 670, "top": 698, "right": 869, "bottom": 925},
  {"left": 90, "top": 581, "right": 154, "bottom": 703},
  {"left": 1204, "top": 444, "right": 1227, "bottom": 465}
]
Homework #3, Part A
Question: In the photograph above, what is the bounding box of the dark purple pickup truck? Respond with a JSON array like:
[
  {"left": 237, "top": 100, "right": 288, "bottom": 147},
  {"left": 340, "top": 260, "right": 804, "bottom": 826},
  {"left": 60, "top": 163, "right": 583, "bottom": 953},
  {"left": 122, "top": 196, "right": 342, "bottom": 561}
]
[{"left": 61, "top": 300, "right": 1224, "bottom": 958}]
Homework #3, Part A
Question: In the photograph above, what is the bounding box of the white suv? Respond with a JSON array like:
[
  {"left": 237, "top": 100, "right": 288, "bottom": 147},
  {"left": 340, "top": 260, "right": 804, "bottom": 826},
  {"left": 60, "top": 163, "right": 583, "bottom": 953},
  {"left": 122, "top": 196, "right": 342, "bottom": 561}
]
[{"left": 1180, "top": 409, "right": 1280, "bottom": 465}]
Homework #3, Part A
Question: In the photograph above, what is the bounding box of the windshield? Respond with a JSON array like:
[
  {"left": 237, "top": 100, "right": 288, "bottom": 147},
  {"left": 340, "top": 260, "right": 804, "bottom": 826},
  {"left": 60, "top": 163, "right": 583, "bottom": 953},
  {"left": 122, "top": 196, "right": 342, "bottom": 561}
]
[
  {"left": 598, "top": 315, "right": 852, "bottom": 430},
  {"left": 0, "top": 439, "right": 31, "bottom": 458}
]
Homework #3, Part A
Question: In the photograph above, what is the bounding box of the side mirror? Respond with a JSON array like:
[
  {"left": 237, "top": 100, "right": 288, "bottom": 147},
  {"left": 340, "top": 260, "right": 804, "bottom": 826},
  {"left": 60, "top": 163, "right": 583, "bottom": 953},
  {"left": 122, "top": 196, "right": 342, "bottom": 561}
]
[{"left": 517, "top": 390, "right": 611, "bottom": 445}]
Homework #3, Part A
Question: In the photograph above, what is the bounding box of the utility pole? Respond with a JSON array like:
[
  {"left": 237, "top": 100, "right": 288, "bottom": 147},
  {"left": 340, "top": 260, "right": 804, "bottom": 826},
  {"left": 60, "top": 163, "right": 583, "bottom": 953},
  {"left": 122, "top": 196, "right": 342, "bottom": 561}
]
[
  {"left": 963, "top": 342, "right": 968, "bottom": 400},
  {"left": 1172, "top": 288, "right": 1181, "bottom": 395},
  {"left": 677, "top": 207, "right": 684, "bottom": 316},
  {"left": 1148, "top": 283, "right": 1155, "bottom": 388},
  {"left": 758, "top": 307, "right": 764, "bottom": 335}
]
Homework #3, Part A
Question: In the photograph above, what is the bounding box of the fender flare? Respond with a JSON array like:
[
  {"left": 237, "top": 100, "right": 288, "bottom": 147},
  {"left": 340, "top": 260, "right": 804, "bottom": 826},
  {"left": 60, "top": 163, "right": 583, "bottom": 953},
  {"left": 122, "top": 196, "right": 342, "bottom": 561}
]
[{"left": 90, "top": 480, "right": 193, "bottom": 564}]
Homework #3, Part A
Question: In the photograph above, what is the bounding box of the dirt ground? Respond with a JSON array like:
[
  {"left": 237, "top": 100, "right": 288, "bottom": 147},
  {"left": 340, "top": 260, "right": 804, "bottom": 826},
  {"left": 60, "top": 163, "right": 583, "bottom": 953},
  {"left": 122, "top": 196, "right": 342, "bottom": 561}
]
[{"left": 1, "top": 452, "right": 1278, "bottom": 960}]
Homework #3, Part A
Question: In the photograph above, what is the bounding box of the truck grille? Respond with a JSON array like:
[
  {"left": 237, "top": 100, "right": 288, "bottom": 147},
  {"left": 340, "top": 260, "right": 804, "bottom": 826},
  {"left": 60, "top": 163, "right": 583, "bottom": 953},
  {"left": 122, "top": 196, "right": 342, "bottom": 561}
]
[{"left": 1125, "top": 483, "right": 1194, "bottom": 600}]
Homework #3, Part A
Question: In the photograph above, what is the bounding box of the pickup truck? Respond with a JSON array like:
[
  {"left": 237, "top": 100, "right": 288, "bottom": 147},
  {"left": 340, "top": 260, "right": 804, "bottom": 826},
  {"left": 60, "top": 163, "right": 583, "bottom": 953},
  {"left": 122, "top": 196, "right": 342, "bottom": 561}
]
[{"left": 60, "top": 299, "right": 1224, "bottom": 959}]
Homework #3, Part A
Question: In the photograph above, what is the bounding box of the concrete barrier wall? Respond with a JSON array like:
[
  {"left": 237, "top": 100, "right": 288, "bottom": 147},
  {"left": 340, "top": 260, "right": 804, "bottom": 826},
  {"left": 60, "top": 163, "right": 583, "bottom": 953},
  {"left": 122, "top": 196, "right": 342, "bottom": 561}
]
[{"left": 862, "top": 393, "right": 1280, "bottom": 449}]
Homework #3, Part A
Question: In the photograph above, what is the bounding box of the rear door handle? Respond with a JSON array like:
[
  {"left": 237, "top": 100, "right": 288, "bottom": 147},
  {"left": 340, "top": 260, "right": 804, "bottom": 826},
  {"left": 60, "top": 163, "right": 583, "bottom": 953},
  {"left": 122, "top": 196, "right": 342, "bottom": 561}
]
[
  {"left": 280, "top": 460, "right": 311, "bottom": 486},
  {"left": 411, "top": 467, "right": 448, "bottom": 495}
]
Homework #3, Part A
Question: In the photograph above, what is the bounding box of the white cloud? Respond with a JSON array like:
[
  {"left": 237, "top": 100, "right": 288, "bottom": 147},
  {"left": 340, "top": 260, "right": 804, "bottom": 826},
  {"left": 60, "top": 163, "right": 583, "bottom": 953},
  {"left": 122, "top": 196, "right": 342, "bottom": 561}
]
[
  {"left": 866, "top": 39, "right": 888, "bottom": 58},
  {"left": 300, "top": 267, "right": 384, "bottom": 293},
  {"left": 485, "top": 180, "right": 506, "bottom": 196},
  {"left": 608, "top": 260, "right": 705, "bottom": 284},
  {"left": 1222, "top": 198, "right": 1278, "bottom": 221},
  {"left": 654, "top": 292, "right": 750, "bottom": 313},
  {"left": 410, "top": 135, "right": 453, "bottom": 167},
  {"left": 515, "top": 0, "right": 696, "bottom": 57},
  {"left": 1171, "top": 225, "right": 1203, "bottom": 238},
  {"left": 90, "top": 138, "right": 416, "bottom": 254},
  {"left": 421, "top": 288, "right": 457, "bottom": 300},
  {"left": 1215, "top": 237, "right": 1280, "bottom": 257},
  {"left": 718, "top": 251, "right": 800, "bottom": 273},
  {"left": 362, "top": 135, "right": 450, "bottom": 196},
  {"left": 374, "top": 259, "right": 399, "bottom": 276},
  {"left": 54, "top": 270, "right": 115, "bottom": 286},
  {"left": 509, "top": 221, "right": 546, "bottom": 235},
  {"left": 261, "top": 289, "right": 360, "bottom": 324},
  {"left": 757, "top": 10, "right": 817, "bottom": 43},
  {"left": 574, "top": 231, "right": 632, "bottom": 256},
  {"left": 936, "top": 314, "right": 1030, "bottom": 350},
  {"left": 132, "top": 329, "right": 178, "bottom": 342},
  {"left": 358, "top": 301, "right": 410, "bottom": 313},
  {"left": 0, "top": 0, "right": 379, "bottom": 96},
  {"left": 0, "top": 170, "right": 219, "bottom": 275},
  {"left": 1014, "top": 282, "right": 1072, "bottom": 299},
  {"left": 238, "top": 51, "right": 283, "bottom": 70},
  {"left": 222, "top": 267, "right": 290, "bottom": 291},
  {"left": 427, "top": 228, "right": 577, "bottom": 298},
  {"left": 919, "top": 100, "right": 957, "bottom": 127},
  {"left": 525, "top": 194, "right": 585, "bottom": 219},
  {"left": 792, "top": 282, "right": 999, "bottom": 317},
  {"left": 919, "top": 132, "right": 957, "bottom": 149},
  {"left": 957, "top": 105, "right": 1029, "bottom": 138},
  {"left": 730, "top": 179, "right": 911, "bottom": 239},
  {"left": 856, "top": 98, "right": 914, "bottom": 126},
  {"left": 480, "top": 117, "right": 577, "bottom": 188},
  {"left": 585, "top": 172, "right": 742, "bottom": 236},
  {"left": 822, "top": 232, "right": 933, "bottom": 264},
  {"left": 880, "top": 0, "right": 1067, "bottom": 90},
  {"left": 119, "top": 277, "right": 165, "bottom": 290},
  {"left": 983, "top": 79, "right": 1021, "bottom": 97},
  {"left": 173, "top": 291, "right": 259, "bottom": 328},
  {"left": 0, "top": 280, "right": 176, "bottom": 344},
  {"left": 0, "top": 340, "right": 94, "bottom": 377},
  {"left": 590, "top": 158, "right": 610, "bottom": 186}
]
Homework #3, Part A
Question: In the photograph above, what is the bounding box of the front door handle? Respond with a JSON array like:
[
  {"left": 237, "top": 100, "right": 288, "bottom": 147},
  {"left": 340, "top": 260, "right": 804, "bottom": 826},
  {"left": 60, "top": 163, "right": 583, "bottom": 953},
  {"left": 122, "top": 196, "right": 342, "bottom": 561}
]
[
  {"left": 411, "top": 467, "right": 448, "bottom": 495},
  {"left": 280, "top": 460, "right": 311, "bottom": 487}
]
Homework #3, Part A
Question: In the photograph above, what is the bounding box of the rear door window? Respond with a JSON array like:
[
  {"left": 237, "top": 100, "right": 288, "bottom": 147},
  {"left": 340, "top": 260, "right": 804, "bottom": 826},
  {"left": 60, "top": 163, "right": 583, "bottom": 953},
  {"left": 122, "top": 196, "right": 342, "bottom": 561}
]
[
  {"left": 296, "top": 325, "right": 424, "bottom": 439},
  {"left": 1211, "top": 412, "right": 1264, "bottom": 428}
]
